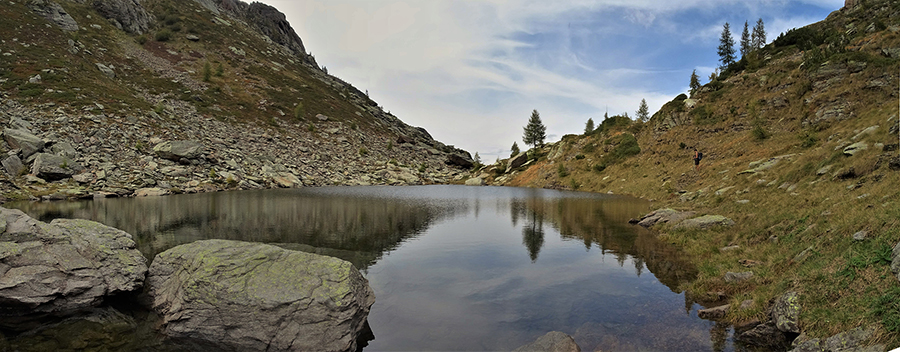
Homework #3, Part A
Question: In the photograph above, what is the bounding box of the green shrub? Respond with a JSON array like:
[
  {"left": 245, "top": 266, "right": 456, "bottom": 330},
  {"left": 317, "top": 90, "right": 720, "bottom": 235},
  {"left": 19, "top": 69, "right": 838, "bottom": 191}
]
[
  {"left": 557, "top": 164, "right": 569, "bottom": 178},
  {"left": 202, "top": 62, "right": 212, "bottom": 82},
  {"left": 581, "top": 143, "right": 595, "bottom": 153},
  {"left": 799, "top": 131, "right": 818, "bottom": 148},
  {"left": 359, "top": 147, "right": 368, "bottom": 156},
  {"left": 593, "top": 164, "right": 606, "bottom": 173},
  {"left": 691, "top": 105, "right": 720, "bottom": 125},
  {"left": 752, "top": 124, "right": 770, "bottom": 141},
  {"left": 575, "top": 154, "right": 585, "bottom": 160},
  {"left": 293, "top": 103, "right": 305, "bottom": 120},
  {"left": 155, "top": 29, "right": 173, "bottom": 42}
]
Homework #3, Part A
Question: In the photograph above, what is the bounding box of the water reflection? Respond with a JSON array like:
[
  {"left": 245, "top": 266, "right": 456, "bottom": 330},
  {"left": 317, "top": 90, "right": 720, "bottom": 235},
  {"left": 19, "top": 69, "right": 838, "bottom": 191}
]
[{"left": 4, "top": 186, "right": 721, "bottom": 351}]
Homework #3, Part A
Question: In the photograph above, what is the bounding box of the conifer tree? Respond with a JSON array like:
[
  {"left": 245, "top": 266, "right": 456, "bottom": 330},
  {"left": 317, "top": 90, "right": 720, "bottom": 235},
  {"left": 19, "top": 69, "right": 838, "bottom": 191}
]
[
  {"left": 689, "top": 69, "right": 701, "bottom": 96},
  {"left": 636, "top": 99, "right": 649, "bottom": 122},
  {"left": 717, "top": 22, "right": 736, "bottom": 70},
  {"left": 510, "top": 141, "right": 520, "bottom": 158},
  {"left": 740, "top": 21, "right": 751, "bottom": 58},
  {"left": 523, "top": 109, "right": 546, "bottom": 148},
  {"left": 751, "top": 18, "right": 766, "bottom": 50},
  {"left": 584, "top": 118, "right": 595, "bottom": 135}
]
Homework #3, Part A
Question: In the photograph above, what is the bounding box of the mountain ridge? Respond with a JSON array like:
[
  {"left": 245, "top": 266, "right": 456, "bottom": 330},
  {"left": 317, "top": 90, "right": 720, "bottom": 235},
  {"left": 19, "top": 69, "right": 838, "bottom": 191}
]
[{"left": 0, "top": 0, "right": 473, "bottom": 201}]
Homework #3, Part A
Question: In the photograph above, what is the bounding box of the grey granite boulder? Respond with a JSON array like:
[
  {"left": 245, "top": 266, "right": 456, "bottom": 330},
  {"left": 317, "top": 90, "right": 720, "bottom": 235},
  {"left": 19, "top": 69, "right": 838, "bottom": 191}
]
[
  {"left": 3, "top": 128, "right": 45, "bottom": 159},
  {"left": 2, "top": 155, "right": 25, "bottom": 177},
  {"left": 147, "top": 240, "right": 375, "bottom": 352},
  {"left": 153, "top": 140, "right": 204, "bottom": 161},
  {"left": 514, "top": 331, "right": 580, "bottom": 352},
  {"left": 30, "top": 153, "right": 85, "bottom": 181},
  {"left": 0, "top": 207, "right": 147, "bottom": 331},
  {"left": 507, "top": 152, "right": 529, "bottom": 172}
]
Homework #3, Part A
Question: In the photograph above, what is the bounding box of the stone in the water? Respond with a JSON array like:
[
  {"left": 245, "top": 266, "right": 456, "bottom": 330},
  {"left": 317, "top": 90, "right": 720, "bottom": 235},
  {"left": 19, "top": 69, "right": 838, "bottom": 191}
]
[
  {"left": 147, "top": 239, "right": 375, "bottom": 352},
  {"left": 514, "top": 331, "right": 581, "bottom": 352}
]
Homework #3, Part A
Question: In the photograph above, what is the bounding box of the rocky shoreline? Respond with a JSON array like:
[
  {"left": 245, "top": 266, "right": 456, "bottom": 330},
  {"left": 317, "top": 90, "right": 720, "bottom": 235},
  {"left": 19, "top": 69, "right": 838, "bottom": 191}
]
[{"left": 0, "top": 96, "right": 472, "bottom": 203}]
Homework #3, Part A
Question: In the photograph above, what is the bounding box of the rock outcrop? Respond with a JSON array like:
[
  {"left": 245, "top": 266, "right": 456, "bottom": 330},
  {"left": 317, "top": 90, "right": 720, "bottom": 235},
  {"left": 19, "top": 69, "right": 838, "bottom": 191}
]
[
  {"left": 91, "top": 0, "right": 154, "bottom": 34},
  {"left": 26, "top": 0, "right": 79, "bottom": 31},
  {"left": 0, "top": 207, "right": 147, "bottom": 331},
  {"left": 635, "top": 208, "right": 697, "bottom": 228},
  {"left": 147, "top": 239, "right": 375, "bottom": 352}
]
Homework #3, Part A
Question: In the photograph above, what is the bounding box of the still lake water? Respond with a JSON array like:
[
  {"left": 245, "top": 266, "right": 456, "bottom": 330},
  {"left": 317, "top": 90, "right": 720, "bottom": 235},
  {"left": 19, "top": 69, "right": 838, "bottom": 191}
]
[{"left": 6, "top": 185, "right": 740, "bottom": 351}]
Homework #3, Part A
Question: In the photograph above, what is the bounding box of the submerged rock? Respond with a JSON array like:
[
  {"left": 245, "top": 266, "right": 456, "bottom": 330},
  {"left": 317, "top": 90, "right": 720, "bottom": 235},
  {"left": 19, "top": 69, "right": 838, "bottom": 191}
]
[
  {"left": 0, "top": 207, "right": 147, "bottom": 331},
  {"left": 514, "top": 331, "right": 580, "bottom": 352},
  {"left": 147, "top": 239, "right": 375, "bottom": 352}
]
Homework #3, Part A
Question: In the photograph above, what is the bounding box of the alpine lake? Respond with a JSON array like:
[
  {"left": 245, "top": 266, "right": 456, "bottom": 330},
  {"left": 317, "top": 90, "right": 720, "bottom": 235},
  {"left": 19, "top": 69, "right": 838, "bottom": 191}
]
[{"left": 3, "top": 185, "right": 750, "bottom": 351}]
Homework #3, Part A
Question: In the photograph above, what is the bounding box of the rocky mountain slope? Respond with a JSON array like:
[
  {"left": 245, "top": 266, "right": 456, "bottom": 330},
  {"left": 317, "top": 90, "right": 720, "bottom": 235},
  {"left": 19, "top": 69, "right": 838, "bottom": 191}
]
[
  {"left": 479, "top": 0, "right": 900, "bottom": 349},
  {"left": 0, "top": 0, "right": 473, "bottom": 201}
]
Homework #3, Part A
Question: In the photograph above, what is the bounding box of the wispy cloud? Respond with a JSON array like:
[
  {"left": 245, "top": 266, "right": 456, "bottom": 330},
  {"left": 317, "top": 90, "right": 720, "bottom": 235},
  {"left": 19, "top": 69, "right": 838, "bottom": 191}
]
[{"left": 258, "top": 0, "right": 841, "bottom": 160}]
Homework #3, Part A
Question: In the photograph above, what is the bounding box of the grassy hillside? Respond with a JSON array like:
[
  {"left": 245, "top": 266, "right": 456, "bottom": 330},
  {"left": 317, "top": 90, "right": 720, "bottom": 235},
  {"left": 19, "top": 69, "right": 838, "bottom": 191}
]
[{"left": 487, "top": 0, "right": 900, "bottom": 347}]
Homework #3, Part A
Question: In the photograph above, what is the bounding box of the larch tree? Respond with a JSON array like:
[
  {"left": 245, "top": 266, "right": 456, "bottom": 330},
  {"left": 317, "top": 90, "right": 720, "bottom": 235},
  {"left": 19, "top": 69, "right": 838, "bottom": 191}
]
[
  {"left": 717, "top": 22, "right": 736, "bottom": 70},
  {"left": 689, "top": 69, "right": 701, "bottom": 96},
  {"left": 510, "top": 141, "right": 520, "bottom": 158},
  {"left": 636, "top": 99, "right": 650, "bottom": 122},
  {"left": 523, "top": 109, "right": 547, "bottom": 148},
  {"left": 740, "top": 21, "right": 751, "bottom": 58},
  {"left": 584, "top": 118, "right": 595, "bottom": 135},
  {"left": 751, "top": 18, "right": 766, "bottom": 50}
]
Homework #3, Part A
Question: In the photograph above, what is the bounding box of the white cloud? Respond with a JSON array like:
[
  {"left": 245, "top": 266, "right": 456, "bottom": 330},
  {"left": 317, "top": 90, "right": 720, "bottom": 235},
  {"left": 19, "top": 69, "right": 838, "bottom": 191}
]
[{"left": 256, "top": 0, "right": 841, "bottom": 159}]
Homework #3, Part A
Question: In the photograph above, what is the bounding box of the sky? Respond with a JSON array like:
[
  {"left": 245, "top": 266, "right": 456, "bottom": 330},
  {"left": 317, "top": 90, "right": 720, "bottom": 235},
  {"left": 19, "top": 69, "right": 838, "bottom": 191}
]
[{"left": 255, "top": 0, "right": 844, "bottom": 161}]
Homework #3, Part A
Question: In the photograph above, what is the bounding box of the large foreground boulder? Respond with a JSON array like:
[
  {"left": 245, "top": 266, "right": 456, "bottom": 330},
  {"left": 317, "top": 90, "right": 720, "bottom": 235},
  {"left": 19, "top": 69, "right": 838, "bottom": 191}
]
[
  {"left": 147, "top": 240, "right": 375, "bottom": 352},
  {"left": 0, "top": 207, "right": 147, "bottom": 331}
]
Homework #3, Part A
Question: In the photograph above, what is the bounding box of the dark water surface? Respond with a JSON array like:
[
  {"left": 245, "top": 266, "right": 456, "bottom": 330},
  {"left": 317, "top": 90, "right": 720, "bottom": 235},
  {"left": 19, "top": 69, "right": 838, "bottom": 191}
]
[{"left": 5, "top": 185, "right": 739, "bottom": 351}]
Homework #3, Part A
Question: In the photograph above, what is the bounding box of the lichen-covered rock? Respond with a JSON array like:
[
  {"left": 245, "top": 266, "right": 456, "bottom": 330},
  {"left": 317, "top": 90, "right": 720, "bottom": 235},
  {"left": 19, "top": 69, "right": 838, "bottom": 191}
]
[
  {"left": 514, "top": 331, "right": 581, "bottom": 352},
  {"left": 147, "top": 240, "right": 375, "bottom": 352},
  {"left": 0, "top": 207, "right": 147, "bottom": 331},
  {"left": 772, "top": 291, "right": 800, "bottom": 333},
  {"left": 673, "top": 215, "right": 735, "bottom": 230}
]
